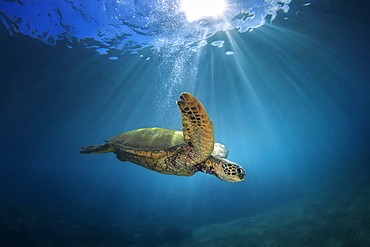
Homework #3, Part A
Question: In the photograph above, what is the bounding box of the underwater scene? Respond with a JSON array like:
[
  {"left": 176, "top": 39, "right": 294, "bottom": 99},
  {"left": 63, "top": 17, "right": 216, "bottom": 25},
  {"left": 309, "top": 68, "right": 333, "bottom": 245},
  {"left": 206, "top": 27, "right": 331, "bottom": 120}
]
[{"left": 0, "top": 0, "right": 369, "bottom": 246}]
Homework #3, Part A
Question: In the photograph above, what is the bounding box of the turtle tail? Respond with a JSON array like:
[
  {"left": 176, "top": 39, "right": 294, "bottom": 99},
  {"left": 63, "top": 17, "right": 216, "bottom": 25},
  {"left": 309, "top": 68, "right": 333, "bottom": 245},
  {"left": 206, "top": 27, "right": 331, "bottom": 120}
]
[{"left": 78, "top": 143, "right": 113, "bottom": 154}]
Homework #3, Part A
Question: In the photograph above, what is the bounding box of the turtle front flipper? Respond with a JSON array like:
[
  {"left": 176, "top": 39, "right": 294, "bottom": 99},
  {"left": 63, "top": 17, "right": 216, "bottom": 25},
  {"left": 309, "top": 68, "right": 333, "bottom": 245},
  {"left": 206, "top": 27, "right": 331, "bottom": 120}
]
[
  {"left": 177, "top": 92, "right": 214, "bottom": 164},
  {"left": 79, "top": 143, "right": 113, "bottom": 154},
  {"left": 212, "top": 143, "right": 229, "bottom": 159}
]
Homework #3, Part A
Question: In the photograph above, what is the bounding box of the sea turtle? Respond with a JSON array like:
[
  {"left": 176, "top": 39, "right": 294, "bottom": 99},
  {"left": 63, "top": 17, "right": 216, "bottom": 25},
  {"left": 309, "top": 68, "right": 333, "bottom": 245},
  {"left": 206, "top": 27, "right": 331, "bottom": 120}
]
[{"left": 79, "top": 92, "right": 245, "bottom": 182}]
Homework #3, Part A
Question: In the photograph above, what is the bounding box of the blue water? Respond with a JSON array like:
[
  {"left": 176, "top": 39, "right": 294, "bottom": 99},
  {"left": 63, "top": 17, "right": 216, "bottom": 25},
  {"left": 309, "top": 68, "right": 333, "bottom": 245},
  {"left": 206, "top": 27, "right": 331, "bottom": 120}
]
[{"left": 0, "top": 0, "right": 369, "bottom": 246}]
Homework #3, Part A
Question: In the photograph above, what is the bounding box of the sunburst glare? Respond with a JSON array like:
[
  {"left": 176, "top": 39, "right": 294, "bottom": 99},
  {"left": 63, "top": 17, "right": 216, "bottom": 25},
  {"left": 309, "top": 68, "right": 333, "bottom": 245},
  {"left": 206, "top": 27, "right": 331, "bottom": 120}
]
[{"left": 180, "top": 0, "right": 227, "bottom": 22}]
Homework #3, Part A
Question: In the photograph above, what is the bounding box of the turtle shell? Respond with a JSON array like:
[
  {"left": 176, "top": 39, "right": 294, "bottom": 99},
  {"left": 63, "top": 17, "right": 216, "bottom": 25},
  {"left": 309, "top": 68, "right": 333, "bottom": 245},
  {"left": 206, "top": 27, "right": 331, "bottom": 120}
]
[{"left": 107, "top": 128, "right": 184, "bottom": 157}]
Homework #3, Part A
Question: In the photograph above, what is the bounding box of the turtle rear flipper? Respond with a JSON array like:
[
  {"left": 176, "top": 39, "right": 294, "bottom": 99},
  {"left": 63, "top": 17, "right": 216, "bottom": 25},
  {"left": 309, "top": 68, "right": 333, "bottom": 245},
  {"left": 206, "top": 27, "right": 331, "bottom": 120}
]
[{"left": 79, "top": 143, "right": 113, "bottom": 154}]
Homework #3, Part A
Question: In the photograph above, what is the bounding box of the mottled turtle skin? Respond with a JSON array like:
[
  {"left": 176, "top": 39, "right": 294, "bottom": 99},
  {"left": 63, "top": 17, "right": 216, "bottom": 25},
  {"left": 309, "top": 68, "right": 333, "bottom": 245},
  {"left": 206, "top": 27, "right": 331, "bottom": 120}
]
[{"left": 79, "top": 93, "right": 245, "bottom": 182}]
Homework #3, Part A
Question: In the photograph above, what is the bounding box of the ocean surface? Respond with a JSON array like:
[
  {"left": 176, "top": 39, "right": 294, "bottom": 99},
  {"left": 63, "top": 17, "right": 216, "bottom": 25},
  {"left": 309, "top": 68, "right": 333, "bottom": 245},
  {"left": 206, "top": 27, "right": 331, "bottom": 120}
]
[{"left": 0, "top": 0, "right": 369, "bottom": 246}]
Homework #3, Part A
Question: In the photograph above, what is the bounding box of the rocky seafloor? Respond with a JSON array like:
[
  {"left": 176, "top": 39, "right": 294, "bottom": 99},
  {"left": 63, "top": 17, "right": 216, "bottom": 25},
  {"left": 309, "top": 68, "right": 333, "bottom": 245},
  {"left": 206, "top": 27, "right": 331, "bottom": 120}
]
[{"left": 1, "top": 175, "right": 369, "bottom": 247}]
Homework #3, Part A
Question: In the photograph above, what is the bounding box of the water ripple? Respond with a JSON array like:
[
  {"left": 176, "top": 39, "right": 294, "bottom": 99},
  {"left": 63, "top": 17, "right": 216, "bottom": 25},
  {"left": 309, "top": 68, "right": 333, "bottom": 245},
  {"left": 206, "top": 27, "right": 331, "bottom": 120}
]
[{"left": 0, "top": 0, "right": 292, "bottom": 55}]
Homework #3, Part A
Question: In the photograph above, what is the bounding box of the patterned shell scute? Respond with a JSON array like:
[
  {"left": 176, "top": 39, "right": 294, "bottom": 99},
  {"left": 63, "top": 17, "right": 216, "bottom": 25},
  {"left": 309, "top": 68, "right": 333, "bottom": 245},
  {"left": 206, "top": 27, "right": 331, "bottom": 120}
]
[{"left": 107, "top": 128, "right": 184, "bottom": 153}]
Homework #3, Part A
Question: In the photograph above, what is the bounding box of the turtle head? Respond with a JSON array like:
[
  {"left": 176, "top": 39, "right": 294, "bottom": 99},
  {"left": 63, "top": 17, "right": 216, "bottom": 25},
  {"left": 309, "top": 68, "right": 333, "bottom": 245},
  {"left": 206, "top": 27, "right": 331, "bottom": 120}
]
[
  {"left": 216, "top": 158, "right": 246, "bottom": 182},
  {"left": 199, "top": 156, "right": 246, "bottom": 182}
]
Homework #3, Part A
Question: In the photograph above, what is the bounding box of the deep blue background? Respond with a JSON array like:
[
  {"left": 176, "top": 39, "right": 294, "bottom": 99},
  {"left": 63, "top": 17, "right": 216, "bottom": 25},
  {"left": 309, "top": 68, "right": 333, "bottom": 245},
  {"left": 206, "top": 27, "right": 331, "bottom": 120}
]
[{"left": 0, "top": 0, "right": 369, "bottom": 245}]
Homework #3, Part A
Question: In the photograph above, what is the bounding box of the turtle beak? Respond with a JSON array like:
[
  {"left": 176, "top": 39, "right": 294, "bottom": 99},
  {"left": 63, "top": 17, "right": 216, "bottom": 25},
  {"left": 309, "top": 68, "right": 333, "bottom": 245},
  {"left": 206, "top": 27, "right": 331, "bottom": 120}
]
[{"left": 236, "top": 167, "right": 246, "bottom": 181}]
